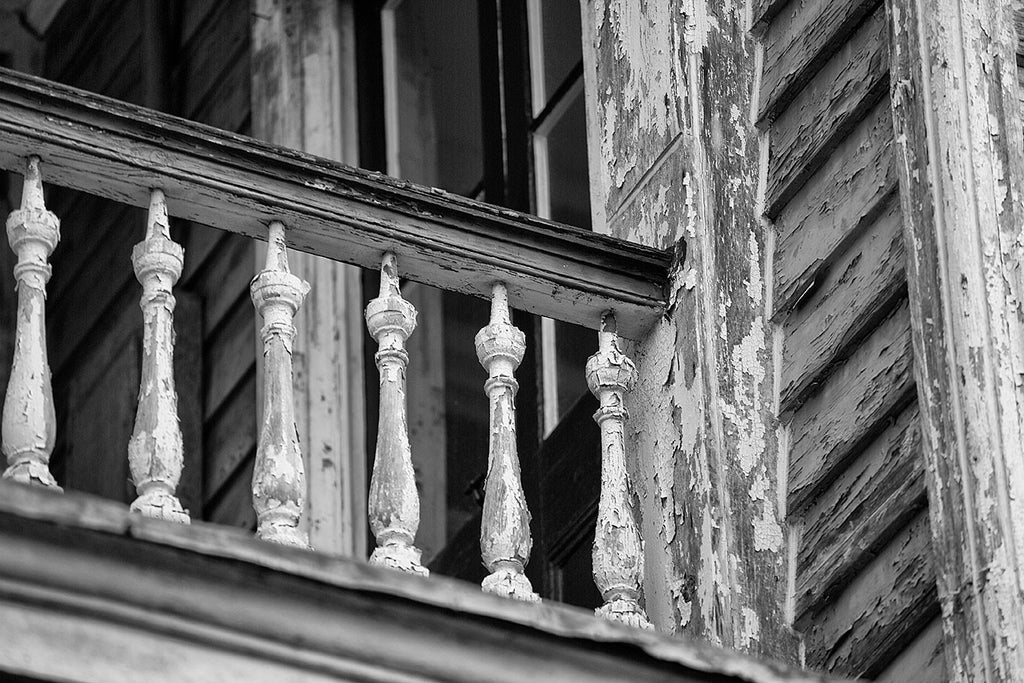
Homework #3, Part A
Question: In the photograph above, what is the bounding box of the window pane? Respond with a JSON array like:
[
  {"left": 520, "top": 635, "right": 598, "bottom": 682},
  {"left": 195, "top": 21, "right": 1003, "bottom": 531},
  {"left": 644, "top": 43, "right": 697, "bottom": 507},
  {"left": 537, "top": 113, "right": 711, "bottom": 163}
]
[
  {"left": 545, "top": 92, "right": 591, "bottom": 229},
  {"left": 538, "top": 1, "right": 582, "bottom": 103},
  {"left": 391, "top": 0, "right": 482, "bottom": 194}
]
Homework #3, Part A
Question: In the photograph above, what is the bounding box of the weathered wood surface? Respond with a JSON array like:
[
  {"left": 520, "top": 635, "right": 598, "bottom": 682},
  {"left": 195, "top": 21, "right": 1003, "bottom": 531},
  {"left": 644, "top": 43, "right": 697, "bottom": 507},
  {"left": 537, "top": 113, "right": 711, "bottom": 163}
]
[
  {"left": 2, "top": 157, "right": 60, "bottom": 489},
  {"left": 586, "top": 317, "right": 650, "bottom": 629},
  {"left": 203, "top": 371, "right": 256, "bottom": 503},
  {"left": 795, "top": 404, "right": 925, "bottom": 621},
  {"left": 787, "top": 302, "right": 915, "bottom": 511},
  {"left": 803, "top": 513, "right": 938, "bottom": 678},
  {"left": 203, "top": 297, "right": 255, "bottom": 422},
  {"left": 126, "top": 189, "right": 189, "bottom": 523},
  {"left": 773, "top": 99, "right": 897, "bottom": 313},
  {"left": 0, "top": 68, "right": 669, "bottom": 338},
  {"left": 780, "top": 197, "right": 904, "bottom": 413},
  {"left": 365, "top": 254, "right": 427, "bottom": 575},
  {"left": 0, "top": 480, "right": 842, "bottom": 683},
  {"left": 765, "top": 5, "right": 889, "bottom": 217},
  {"left": 477, "top": 283, "right": 538, "bottom": 601},
  {"left": 759, "top": 0, "right": 880, "bottom": 125},
  {"left": 250, "top": 0, "right": 367, "bottom": 557},
  {"left": 875, "top": 619, "right": 947, "bottom": 683},
  {"left": 250, "top": 222, "right": 309, "bottom": 548},
  {"left": 888, "top": 0, "right": 1024, "bottom": 677}
]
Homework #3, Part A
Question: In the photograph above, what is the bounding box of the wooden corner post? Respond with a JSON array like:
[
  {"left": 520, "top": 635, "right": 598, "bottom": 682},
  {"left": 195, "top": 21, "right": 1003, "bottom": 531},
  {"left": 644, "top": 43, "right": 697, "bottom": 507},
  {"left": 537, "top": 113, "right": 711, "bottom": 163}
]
[{"left": 887, "top": 0, "right": 1024, "bottom": 678}]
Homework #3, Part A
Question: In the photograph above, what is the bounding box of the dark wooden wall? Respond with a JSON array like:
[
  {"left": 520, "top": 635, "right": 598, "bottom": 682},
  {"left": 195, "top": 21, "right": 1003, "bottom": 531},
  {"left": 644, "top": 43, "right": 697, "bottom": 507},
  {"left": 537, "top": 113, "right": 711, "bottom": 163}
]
[
  {"left": 757, "top": 0, "right": 944, "bottom": 678},
  {"left": 41, "top": 0, "right": 257, "bottom": 528}
]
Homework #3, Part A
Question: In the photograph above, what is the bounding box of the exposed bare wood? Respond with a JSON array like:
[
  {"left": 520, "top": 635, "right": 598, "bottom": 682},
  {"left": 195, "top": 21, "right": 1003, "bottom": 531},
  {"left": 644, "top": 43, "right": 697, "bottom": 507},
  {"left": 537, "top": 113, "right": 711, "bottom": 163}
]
[
  {"left": 795, "top": 404, "right": 925, "bottom": 621},
  {"left": 250, "top": 0, "right": 366, "bottom": 557},
  {"left": 126, "top": 189, "right": 189, "bottom": 523},
  {"left": 0, "top": 67, "right": 669, "bottom": 338},
  {"left": 875, "top": 619, "right": 947, "bottom": 683},
  {"left": 765, "top": 5, "right": 889, "bottom": 217},
  {"left": 2, "top": 157, "right": 60, "bottom": 489},
  {"left": 587, "top": 315, "right": 651, "bottom": 630},
  {"left": 759, "top": 0, "right": 880, "bottom": 125},
  {"left": 0, "top": 480, "right": 839, "bottom": 683},
  {"left": 366, "top": 253, "right": 427, "bottom": 576},
  {"left": 888, "top": 0, "right": 1024, "bottom": 677},
  {"left": 773, "top": 99, "right": 897, "bottom": 314},
  {"left": 803, "top": 513, "right": 938, "bottom": 677},
  {"left": 780, "top": 198, "right": 904, "bottom": 413},
  {"left": 787, "top": 302, "right": 915, "bottom": 512},
  {"left": 250, "top": 222, "right": 309, "bottom": 549},
  {"left": 477, "top": 283, "right": 538, "bottom": 602}
]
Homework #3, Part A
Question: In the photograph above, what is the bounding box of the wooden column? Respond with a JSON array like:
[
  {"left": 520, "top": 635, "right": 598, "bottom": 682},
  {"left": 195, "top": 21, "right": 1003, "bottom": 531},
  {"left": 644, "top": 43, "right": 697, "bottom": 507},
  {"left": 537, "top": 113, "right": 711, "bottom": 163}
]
[
  {"left": 477, "top": 283, "right": 538, "bottom": 602},
  {"left": 2, "top": 157, "right": 60, "bottom": 490},
  {"left": 251, "top": 221, "right": 310, "bottom": 548},
  {"left": 888, "top": 0, "right": 1024, "bottom": 679},
  {"left": 365, "top": 252, "right": 427, "bottom": 576},
  {"left": 587, "top": 315, "right": 651, "bottom": 629},
  {"left": 127, "top": 189, "right": 189, "bottom": 522},
  {"left": 251, "top": 0, "right": 366, "bottom": 556}
]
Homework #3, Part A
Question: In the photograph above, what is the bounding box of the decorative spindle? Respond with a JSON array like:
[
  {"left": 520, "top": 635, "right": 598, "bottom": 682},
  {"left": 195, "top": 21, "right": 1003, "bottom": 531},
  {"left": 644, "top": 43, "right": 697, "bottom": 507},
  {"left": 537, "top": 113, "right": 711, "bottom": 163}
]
[
  {"left": 365, "top": 252, "right": 427, "bottom": 575},
  {"left": 127, "top": 189, "right": 189, "bottom": 522},
  {"left": 251, "top": 221, "right": 310, "bottom": 548},
  {"left": 587, "top": 314, "right": 652, "bottom": 629},
  {"left": 476, "top": 283, "right": 539, "bottom": 602},
  {"left": 2, "top": 157, "right": 61, "bottom": 490}
]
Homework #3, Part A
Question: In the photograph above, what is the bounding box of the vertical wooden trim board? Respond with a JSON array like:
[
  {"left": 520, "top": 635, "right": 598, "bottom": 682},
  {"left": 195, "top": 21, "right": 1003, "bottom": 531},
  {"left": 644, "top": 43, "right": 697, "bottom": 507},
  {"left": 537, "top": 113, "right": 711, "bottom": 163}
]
[
  {"left": 250, "top": 0, "right": 367, "bottom": 557},
  {"left": 887, "top": 0, "right": 1024, "bottom": 678}
]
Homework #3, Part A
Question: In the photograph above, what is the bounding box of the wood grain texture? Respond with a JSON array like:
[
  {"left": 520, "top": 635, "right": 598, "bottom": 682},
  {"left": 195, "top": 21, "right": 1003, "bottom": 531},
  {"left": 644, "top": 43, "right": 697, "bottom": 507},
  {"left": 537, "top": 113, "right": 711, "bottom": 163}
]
[
  {"left": 795, "top": 403, "right": 925, "bottom": 622},
  {"left": 773, "top": 99, "right": 897, "bottom": 314},
  {"left": 875, "top": 619, "right": 947, "bottom": 683},
  {"left": 765, "top": 5, "right": 889, "bottom": 217},
  {"left": 780, "top": 197, "right": 904, "bottom": 413},
  {"left": 787, "top": 302, "right": 916, "bottom": 512},
  {"left": 803, "top": 513, "right": 938, "bottom": 678},
  {"left": 0, "top": 479, "right": 839, "bottom": 683},
  {"left": 759, "top": 0, "right": 880, "bottom": 125},
  {"left": 0, "top": 68, "right": 669, "bottom": 338},
  {"left": 888, "top": 0, "right": 1024, "bottom": 677}
]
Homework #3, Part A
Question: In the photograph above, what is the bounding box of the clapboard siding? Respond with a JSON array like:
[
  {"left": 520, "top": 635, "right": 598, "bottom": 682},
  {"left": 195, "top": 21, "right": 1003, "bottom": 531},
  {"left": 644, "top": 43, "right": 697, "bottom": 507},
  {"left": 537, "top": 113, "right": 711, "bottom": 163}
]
[
  {"left": 765, "top": 5, "right": 889, "bottom": 217},
  {"left": 788, "top": 302, "right": 916, "bottom": 511},
  {"left": 780, "top": 197, "right": 904, "bottom": 412},
  {"left": 795, "top": 403, "right": 925, "bottom": 620},
  {"left": 875, "top": 620, "right": 947, "bottom": 683},
  {"left": 772, "top": 99, "right": 897, "bottom": 313},
  {"left": 758, "top": 0, "right": 880, "bottom": 125},
  {"left": 802, "top": 513, "right": 938, "bottom": 678},
  {"left": 762, "top": 0, "right": 943, "bottom": 675},
  {"left": 39, "top": 0, "right": 255, "bottom": 527}
]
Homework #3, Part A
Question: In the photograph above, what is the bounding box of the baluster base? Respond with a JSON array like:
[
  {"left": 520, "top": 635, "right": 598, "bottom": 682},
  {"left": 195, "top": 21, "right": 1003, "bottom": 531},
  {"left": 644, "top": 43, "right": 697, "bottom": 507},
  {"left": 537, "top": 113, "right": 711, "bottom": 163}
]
[
  {"left": 482, "top": 566, "right": 540, "bottom": 603},
  {"left": 370, "top": 543, "right": 429, "bottom": 576},
  {"left": 3, "top": 460, "right": 62, "bottom": 491},
  {"left": 596, "top": 598, "right": 653, "bottom": 630},
  {"left": 131, "top": 490, "right": 191, "bottom": 524},
  {"left": 257, "top": 520, "right": 311, "bottom": 549}
]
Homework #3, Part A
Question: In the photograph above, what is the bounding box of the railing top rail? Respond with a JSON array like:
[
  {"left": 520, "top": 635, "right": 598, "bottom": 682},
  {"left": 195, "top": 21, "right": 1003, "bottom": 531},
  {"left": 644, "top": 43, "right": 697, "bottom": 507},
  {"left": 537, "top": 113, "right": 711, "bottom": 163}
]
[{"left": 0, "top": 68, "right": 671, "bottom": 338}]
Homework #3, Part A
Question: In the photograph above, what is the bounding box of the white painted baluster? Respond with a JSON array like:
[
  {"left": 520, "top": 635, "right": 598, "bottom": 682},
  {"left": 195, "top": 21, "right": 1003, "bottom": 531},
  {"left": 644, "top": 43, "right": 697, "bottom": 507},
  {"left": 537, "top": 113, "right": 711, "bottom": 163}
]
[
  {"left": 2, "top": 157, "right": 61, "bottom": 490},
  {"left": 127, "top": 189, "right": 189, "bottom": 522},
  {"left": 587, "top": 314, "right": 653, "bottom": 630},
  {"left": 476, "top": 283, "right": 539, "bottom": 602},
  {"left": 251, "top": 221, "right": 310, "bottom": 548},
  {"left": 365, "top": 253, "right": 427, "bottom": 575}
]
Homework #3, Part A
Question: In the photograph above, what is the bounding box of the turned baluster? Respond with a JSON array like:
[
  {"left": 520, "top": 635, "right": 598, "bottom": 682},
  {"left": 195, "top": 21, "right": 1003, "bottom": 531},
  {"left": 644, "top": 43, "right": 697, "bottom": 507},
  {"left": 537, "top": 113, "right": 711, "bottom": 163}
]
[
  {"left": 127, "top": 189, "right": 190, "bottom": 522},
  {"left": 251, "top": 221, "right": 310, "bottom": 548},
  {"left": 2, "top": 157, "right": 61, "bottom": 490},
  {"left": 587, "top": 314, "right": 652, "bottom": 629},
  {"left": 365, "top": 252, "right": 427, "bottom": 575},
  {"left": 476, "top": 283, "right": 539, "bottom": 601}
]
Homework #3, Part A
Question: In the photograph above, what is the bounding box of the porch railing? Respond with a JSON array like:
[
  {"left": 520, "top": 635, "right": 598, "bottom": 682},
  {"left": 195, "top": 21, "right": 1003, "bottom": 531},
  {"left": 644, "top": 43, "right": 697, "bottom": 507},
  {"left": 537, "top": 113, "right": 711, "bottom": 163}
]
[{"left": 0, "top": 67, "right": 671, "bottom": 628}]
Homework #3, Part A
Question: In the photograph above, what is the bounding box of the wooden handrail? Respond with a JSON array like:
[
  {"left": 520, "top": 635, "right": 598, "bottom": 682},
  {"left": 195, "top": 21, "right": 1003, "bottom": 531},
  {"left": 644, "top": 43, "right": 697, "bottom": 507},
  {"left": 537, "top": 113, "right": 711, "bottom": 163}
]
[{"left": 0, "top": 68, "right": 671, "bottom": 339}]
